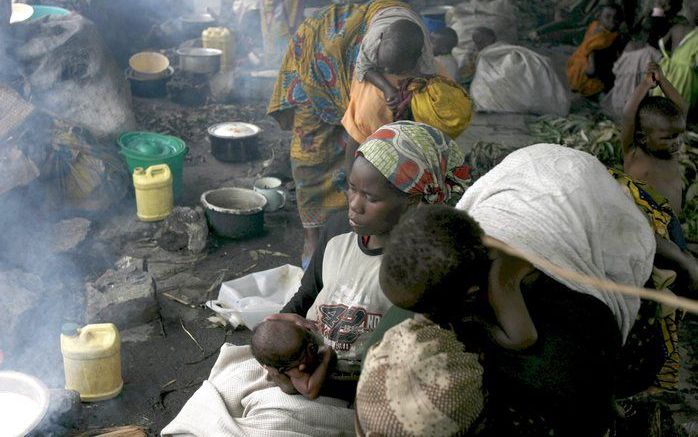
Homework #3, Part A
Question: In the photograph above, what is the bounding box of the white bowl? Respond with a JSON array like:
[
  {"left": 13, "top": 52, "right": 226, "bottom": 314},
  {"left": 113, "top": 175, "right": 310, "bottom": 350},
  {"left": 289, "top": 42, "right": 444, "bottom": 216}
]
[
  {"left": 10, "top": 3, "right": 34, "bottom": 24},
  {"left": 0, "top": 371, "right": 50, "bottom": 436}
]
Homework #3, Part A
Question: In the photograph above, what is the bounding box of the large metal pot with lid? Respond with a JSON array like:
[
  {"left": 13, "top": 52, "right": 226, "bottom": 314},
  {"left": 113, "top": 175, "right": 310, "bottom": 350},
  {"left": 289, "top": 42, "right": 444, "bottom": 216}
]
[{"left": 207, "top": 122, "right": 260, "bottom": 163}]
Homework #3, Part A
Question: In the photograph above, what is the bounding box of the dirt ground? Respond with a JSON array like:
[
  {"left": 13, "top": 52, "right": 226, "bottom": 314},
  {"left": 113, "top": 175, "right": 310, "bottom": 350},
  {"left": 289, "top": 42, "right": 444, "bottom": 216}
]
[
  {"left": 72, "top": 96, "right": 698, "bottom": 435},
  {"left": 4, "top": 61, "right": 696, "bottom": 437}
]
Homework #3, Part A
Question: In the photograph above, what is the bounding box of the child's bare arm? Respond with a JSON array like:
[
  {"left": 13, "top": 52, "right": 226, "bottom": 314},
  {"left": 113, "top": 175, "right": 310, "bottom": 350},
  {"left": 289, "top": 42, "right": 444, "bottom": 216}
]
[
  {"left": 651, "top": 62, "right": 689, "bottom": 116},
  {"left": 487, "top": 253, "right": 538, "bottom": 351},
  {"left": 364, "top": 70, "right": 399, "bottom": 112},
  {"left": 621, "top": 65, "right": 656, "bottom": 153},
  {"left": 655, "top": 236, "right": 698, "bottom": 296},
  {"left": 264, "top": 366, "right": 299, "bottom": 395},
  {"left": 290, "top": 347, "right": 336, "bottom": 400}
]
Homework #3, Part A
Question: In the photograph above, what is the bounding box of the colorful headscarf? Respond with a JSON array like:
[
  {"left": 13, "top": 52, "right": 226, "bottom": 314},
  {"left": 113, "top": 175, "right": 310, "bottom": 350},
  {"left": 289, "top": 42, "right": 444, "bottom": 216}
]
[
  {"left": 357, "top": 121, "right": 470, "bottom": 204},
  {"left": 356, "top": 317, "right": 484, "bottom": 436}
]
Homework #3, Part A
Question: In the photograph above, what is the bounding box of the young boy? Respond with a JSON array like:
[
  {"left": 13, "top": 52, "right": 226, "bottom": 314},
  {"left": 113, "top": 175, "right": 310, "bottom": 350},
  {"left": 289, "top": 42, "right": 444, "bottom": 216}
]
[
  {"left": 622, "top": 62, "right": 687, "bottom": 216},
  {"left": 430, "top": 27, "right": 460, "bottom": 81},
  {"left": 602, "top": 18, "right": 662, "bottom": 120},
  {"left": 616, "top": 61, "right": 698, "bottom": 392},
  {"left": 378, "top": 206, "right": 537, "bottom": 351},
  {"left": 251, "top": 319, "right": 335, "bottom": 400},
  {"left": 567, "top": 2, "right": 623, "bottom": 96}
]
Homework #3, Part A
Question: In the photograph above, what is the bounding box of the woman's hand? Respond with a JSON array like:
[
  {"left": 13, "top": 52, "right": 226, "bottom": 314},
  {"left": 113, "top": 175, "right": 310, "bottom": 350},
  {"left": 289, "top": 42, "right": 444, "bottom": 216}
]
[{"left": 265, "top": 313, "right": 319, "bottom": 333}]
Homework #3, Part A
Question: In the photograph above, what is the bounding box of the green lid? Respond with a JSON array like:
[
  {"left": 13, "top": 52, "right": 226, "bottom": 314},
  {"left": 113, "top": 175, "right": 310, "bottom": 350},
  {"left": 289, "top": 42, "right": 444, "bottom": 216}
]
[{"left": 118, "top": 132, "right": 186, "bottom": 159}]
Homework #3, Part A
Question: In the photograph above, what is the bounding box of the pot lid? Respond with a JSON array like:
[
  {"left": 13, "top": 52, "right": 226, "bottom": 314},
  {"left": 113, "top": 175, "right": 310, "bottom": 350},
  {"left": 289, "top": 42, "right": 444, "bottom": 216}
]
[
  {"left": 208, "top": 122, "right": 260, "bottom": 139},
  {"left": 118, "top": 132, "right": 186, "bottom": 158}
]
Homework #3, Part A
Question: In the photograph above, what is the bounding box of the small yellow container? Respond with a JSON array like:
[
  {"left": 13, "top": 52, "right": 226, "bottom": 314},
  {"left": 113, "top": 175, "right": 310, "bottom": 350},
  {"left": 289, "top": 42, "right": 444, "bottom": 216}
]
[
  {"left": 202, "top": 27, "right": 234, "bottom": 71},
  {"left": 60, "top": 323, "right": 123, "bottom": 402},
  {"left": 133, "top": 164, "right": 173, "bottom": 222}
]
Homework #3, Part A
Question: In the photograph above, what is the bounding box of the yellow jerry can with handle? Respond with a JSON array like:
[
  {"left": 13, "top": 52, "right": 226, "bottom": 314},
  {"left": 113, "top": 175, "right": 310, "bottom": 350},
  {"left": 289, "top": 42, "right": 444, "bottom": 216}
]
[
  {"left": 60, "top": 323, "right": 123, "bottom": 402},
  {"left": 133, "top": 164, "right": 173, "bottom": 222},
  {"left": 202, "top": 27, "right": 234, "bottom": 71}
]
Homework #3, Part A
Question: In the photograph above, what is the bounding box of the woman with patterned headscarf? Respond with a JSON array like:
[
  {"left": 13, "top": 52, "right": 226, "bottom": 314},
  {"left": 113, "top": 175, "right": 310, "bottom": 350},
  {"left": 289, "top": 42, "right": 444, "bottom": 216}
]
[
  {"left": 268, "top": 0, "right": 437, "bottom": 269},
  {"left": 265, "top": 121, "right": 468, "bottom": 392}
]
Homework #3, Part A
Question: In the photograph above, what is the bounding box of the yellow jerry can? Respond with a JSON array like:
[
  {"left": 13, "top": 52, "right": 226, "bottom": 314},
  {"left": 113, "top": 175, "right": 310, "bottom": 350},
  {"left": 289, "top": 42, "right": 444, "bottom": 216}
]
[
  {"left": 60, "top": 323, "right": 123, "bottom": 402},
  {"left": 133, "top": 164, "right": 173, "bottom": 222},
  {"left": 202, "top": 26, "right": 234, "bottom": 71}
]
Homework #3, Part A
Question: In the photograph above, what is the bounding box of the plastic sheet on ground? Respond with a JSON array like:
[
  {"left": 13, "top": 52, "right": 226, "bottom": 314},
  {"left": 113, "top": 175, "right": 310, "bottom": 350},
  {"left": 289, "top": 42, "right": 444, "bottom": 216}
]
[{"left": 206, "top": 264, "right": 304, "bottom": 329}]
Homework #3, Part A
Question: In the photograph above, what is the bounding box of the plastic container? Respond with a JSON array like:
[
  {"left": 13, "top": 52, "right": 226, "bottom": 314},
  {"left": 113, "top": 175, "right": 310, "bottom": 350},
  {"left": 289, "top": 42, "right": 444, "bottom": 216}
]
[
  {"left": 60, "top": 323, "right": 122, "bottom": 402},
  {"left": 30, "top": 5, "right": 70, "bottom": 20},
  {"left": 202, "top": 27, "right": 234, "bottom": 71},
  {"left": 133, "top": 165, "right": 173, "bottom": 222},
  {"left": 118, "top": 132, "right": 187, "bottom": 199}
]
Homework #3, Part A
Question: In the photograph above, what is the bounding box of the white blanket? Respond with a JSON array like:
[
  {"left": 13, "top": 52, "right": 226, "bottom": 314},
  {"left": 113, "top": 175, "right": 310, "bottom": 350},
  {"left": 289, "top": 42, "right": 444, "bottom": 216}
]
[
  {"left": 456, "top": 144, "right": 656, "bottom": 342},
  {"left": 161, "top": 345, "right": 355, "bottom": 437}
]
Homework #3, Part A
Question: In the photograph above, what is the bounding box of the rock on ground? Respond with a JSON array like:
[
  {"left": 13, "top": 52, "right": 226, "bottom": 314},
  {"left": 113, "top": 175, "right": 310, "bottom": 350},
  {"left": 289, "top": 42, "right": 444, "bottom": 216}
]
[
  {"left": 157, "top": 206, "right": 208, "bottom": 254},
  {"left": 85, "top": 256, "right": 157, "bottom": 330},
  {"left": 49, "top": 218, "right": 91, "bottom": 253},
  {"left": 0, "top": 269, "right": 44, "bottom": 352}
]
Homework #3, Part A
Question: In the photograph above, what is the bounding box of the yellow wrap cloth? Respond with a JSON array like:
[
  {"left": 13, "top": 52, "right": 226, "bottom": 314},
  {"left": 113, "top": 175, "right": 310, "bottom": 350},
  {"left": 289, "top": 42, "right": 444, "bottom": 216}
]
[{"left": 409, "top": 76, "right": 472, "bottom": 139}]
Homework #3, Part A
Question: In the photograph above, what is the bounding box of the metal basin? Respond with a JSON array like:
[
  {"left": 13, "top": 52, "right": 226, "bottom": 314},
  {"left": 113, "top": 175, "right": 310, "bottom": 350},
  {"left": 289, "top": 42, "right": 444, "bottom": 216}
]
[
  {"left": 201, "top": 188, "right": 266, "bottom": 239},
  {"left": 176, "top": 47, "right": 222, "bottom": 74}
]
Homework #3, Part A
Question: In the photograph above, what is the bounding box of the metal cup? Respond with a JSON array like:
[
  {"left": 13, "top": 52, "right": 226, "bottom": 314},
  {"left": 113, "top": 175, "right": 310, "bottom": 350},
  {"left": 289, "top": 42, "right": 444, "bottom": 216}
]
[{"left": 253, "top": 177, "right": 286, "bottom": 212}]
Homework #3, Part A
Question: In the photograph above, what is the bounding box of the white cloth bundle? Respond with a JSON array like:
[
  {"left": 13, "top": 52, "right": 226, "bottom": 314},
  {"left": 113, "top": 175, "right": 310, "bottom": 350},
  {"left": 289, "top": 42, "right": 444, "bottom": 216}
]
[
  {"left": 456, "top": 144, "right": 656, "bottom": 341},
  {"left": 161, "top": 344, "right": 355, "bottom": 436}
]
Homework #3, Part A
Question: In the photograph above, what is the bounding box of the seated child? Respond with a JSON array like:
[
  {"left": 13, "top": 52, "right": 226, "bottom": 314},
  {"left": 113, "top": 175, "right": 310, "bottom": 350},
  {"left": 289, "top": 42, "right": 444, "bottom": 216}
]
[
  {"left": 470, "top": 26, "right": 571, "bottom": 116},
  {"left": 251, "top": 319, "right": 336, "bottom": 400},
  {"left": 567, "top": 2, "right": 623, "bottom": 96},
  {"left": 430, "top": 26, "right": 460, "bottom": 81},
  {"left": 652, "top": 10, "right": 698, "bottom": 111},
  {"left": 602, "top": 18, "right": 662, "bottom": 120}
]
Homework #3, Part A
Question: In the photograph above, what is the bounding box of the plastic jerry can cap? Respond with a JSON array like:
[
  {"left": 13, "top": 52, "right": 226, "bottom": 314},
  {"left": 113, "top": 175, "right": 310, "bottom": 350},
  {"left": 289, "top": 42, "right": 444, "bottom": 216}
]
[{"left": 61, "top": 322, "right": 80, "bottom": 336}]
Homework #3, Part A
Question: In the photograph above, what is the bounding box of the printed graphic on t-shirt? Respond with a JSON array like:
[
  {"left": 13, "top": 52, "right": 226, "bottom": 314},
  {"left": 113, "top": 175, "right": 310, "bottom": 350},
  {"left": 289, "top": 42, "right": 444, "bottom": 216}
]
[{"left": 317, "top": 304, "right": 382, "bottom": 352}]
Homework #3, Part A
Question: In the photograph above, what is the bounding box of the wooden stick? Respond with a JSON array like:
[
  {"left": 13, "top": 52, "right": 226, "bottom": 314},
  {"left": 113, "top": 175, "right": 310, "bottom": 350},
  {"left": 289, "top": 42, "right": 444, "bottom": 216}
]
[
  {"left": 180, "top": 319, "right": 204, "bottom": 352},
  {"left": 162, "top": 292, "right": 197, "bottom": 309},
  {"left": 482, "top": 236, "right": 698, "bottom": 314}
]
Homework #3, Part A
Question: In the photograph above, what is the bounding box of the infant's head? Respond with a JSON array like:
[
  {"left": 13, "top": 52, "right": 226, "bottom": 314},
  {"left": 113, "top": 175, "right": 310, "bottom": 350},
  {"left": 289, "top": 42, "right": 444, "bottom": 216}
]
[
  {"left": 431, "top": 27, "right": 459, "bottom": 56},
  {"left": 251, "top": 319, "right": 318, "bottom": 372},
  {"left": 471, "top": 27, "right": 497, "bottom": 52},
  {"left": 378, "top": 19, "right": 424, "bottom": 75}
]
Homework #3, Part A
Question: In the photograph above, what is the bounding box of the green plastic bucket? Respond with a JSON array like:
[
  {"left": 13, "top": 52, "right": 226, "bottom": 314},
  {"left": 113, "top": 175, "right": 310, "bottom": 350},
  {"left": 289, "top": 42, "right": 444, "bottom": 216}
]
[{"left": 118, "top": 132, "right": 187, "bottom": 198}]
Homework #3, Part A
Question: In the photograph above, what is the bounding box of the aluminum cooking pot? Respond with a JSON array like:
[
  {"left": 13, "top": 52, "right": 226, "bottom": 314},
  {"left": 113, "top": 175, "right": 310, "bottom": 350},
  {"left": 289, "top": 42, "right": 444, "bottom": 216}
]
[{"left": 176, "top": 47, "right": 222, "bottom": 74}]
